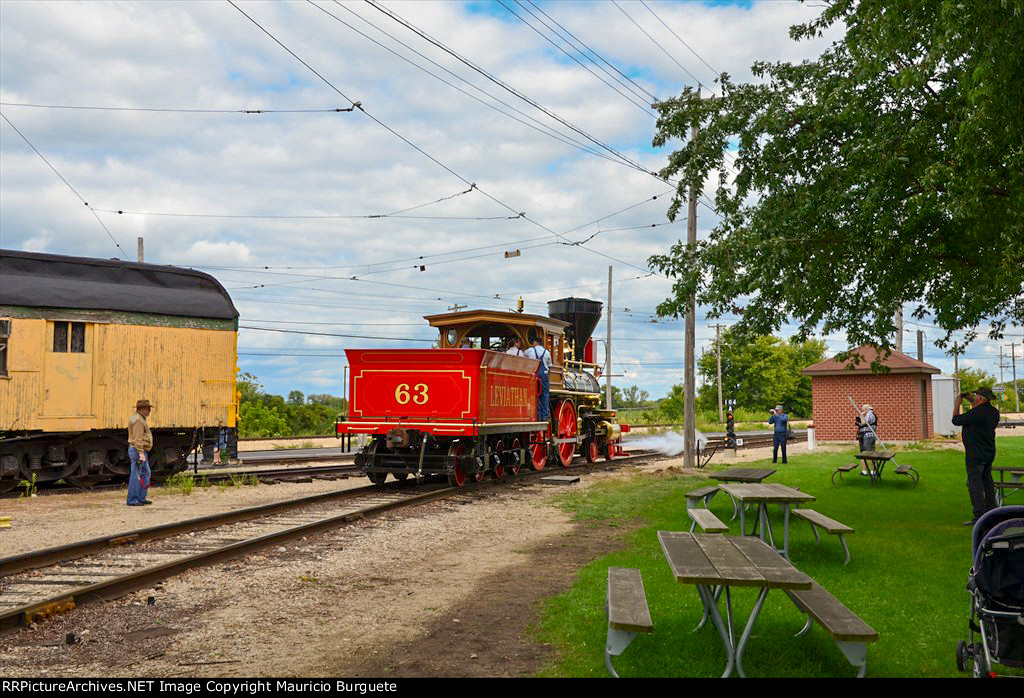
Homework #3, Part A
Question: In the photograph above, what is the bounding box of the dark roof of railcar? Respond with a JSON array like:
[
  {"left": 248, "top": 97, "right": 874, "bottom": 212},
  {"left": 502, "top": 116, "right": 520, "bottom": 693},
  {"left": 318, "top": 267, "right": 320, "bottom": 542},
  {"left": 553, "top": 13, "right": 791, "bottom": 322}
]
[{"left": 0, "top": 249, "right": 238, "bottom": 320}]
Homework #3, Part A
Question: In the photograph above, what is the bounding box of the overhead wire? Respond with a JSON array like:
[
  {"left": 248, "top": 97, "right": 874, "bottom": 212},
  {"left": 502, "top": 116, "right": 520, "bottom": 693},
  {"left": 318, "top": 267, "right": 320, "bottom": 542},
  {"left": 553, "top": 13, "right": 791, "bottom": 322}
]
[
  {"left": 0, "top": 111, "right": 129, "bottom": 260},
  {"left": 229, "top": 0, "right": 662, "bottom": 276},
  {"left": 0, "top": 101, "right": 357, "bottom": 114},
  {"left": 523, "top": 0, "right": 659, "bottom": 104},
  {"left": 311, "top": 0, "right": 630, "bottom": 167},
  {"left": 497, "top": 0, "right": 654, "bottom": 114}
]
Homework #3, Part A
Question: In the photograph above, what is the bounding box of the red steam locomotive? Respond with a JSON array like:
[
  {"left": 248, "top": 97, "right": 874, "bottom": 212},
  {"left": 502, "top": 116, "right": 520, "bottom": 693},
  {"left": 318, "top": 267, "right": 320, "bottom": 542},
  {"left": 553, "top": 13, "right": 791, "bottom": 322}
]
[{"left": 336, "top": 298, "right": 627, "bottom": 486}]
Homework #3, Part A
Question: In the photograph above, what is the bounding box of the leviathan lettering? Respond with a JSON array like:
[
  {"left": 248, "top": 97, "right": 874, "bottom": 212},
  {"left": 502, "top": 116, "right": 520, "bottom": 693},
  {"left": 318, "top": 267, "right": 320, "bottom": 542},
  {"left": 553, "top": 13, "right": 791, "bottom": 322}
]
[{"left": 490, "top": 384, "right": 529, "bottom": 409}]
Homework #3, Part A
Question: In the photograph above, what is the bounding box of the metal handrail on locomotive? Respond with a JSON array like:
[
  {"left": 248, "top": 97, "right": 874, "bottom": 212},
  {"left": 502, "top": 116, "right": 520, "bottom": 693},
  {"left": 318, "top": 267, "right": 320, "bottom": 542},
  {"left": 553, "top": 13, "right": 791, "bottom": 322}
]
[{"left": 336, "top": 297, "right": 628, "bottom": 487}]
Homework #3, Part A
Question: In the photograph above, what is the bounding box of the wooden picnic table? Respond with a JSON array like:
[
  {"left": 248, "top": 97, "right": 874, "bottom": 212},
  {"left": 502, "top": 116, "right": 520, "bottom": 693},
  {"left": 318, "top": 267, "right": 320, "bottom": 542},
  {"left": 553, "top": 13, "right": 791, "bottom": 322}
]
[
  {"left": 658, "top": 531, "right": 812, "bottom": 678},
  {"left": 853, "top": 451, "right": 896, "bottom": 483},
  {"left": 711, "top": 467, "right": 777, "bottom": 483},
  {"left": 718, "top": 483, "right": 816, "bottom": 559},
  {"left": 993, "top": 466, "right": 1024, "bottom": 507}
]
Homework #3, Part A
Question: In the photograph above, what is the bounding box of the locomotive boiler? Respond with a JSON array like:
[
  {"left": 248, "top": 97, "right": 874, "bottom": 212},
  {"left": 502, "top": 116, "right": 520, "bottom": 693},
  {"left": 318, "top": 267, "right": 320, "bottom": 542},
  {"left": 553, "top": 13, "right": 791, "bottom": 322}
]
[{"left": 336, "top": 297, "right": 626, "bottom": 486}]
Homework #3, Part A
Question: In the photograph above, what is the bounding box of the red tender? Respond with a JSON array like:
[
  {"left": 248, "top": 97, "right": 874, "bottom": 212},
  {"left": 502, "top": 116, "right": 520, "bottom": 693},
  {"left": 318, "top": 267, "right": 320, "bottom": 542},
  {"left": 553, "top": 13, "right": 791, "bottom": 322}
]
[{"left": 337, "top": 349, "right": 539, "bottom": 437}]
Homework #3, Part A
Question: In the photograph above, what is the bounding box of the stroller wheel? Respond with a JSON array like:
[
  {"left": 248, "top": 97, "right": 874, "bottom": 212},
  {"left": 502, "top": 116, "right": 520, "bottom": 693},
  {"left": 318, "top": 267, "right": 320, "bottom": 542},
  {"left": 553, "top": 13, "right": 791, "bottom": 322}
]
[{"left": 956, "top": 640, "right": 968, "bottom": 673}]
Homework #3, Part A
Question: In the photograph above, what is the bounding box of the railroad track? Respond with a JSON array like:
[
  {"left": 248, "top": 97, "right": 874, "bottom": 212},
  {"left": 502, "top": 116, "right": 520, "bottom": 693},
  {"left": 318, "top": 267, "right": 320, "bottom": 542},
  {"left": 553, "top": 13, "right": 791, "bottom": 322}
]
[{"left": 0, "top": 450, "right": 662, "bottom": 633}]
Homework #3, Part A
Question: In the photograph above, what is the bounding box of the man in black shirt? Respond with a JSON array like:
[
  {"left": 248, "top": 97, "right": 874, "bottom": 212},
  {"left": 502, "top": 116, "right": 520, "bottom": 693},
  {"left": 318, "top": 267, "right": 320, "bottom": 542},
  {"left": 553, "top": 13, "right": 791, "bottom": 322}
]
[{"left": 951, "top": 387, "right": 1000, "bottom": 526}]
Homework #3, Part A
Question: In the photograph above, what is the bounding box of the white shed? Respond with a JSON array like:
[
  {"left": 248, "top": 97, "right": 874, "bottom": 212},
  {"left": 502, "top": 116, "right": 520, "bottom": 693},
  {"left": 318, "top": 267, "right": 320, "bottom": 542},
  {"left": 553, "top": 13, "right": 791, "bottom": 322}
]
[{"left": 932, "top": 375, "right": 960, "bottom": 437}]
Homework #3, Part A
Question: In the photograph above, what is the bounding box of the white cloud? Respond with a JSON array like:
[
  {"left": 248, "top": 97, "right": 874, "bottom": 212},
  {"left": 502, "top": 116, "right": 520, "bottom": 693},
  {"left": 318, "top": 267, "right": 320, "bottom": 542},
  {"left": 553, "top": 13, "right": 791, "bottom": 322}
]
[{"left": 1, "top": 0, "right": 863, "bottom": 399}]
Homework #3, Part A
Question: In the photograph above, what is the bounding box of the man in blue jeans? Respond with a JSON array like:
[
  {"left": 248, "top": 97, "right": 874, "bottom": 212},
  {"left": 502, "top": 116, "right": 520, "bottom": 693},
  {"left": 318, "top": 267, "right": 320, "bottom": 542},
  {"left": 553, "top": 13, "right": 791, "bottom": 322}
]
[
  {"left": 769, "top": 404, "right": 788, "bottom": 464},
  {"left": 127, "top": 398, "right": 154, "bottom": 506},
  {"left": 524, "top": 337, "right": 551, "bottom": 421}
]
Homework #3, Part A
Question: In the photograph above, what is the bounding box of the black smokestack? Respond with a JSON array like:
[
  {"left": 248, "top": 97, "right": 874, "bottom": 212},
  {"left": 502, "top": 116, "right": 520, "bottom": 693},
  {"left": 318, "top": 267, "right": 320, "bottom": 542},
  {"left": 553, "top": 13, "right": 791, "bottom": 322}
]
[{"left": 548, "top": 297, "right": 603, "bottom": 361}]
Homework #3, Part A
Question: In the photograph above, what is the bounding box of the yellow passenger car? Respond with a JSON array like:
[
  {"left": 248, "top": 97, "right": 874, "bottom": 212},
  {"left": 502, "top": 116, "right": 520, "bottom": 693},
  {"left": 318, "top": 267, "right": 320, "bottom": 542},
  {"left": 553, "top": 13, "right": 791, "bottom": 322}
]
[{"left": 0, "top": 249, "right": 238, "bottom": 491}]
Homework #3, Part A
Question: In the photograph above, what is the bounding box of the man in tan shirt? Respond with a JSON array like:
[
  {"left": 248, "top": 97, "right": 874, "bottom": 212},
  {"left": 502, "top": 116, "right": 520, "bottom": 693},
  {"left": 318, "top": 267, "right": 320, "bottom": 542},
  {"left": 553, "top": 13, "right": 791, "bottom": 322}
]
[{"left": 127, "top": 399, "right": 154, "bottom": 506}]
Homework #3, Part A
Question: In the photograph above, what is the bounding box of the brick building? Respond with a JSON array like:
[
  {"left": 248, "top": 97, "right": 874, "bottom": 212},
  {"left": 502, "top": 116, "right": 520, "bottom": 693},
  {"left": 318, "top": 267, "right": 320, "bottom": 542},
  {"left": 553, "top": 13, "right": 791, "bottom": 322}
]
[{"left": 802, "top": 345, "right": 941, "bottom": 441}]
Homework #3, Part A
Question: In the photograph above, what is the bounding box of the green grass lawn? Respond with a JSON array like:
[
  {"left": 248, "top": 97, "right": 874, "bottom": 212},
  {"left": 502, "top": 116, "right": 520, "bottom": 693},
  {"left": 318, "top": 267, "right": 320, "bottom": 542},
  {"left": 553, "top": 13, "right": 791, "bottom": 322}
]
[{"left": 535, "top": 436, "right": 1024, "bottom": 678}]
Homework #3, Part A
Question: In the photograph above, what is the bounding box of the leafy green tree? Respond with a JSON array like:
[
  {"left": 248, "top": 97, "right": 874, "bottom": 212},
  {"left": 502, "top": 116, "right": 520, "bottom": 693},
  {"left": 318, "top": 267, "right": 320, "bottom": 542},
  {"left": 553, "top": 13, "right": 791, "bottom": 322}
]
[
  {"left": 287, "top": 390, "right": 305, "bottom": 406},
  {"left": 954, "top": 367, "right": 996, "bottom": 395},
  {"left": 696, "top": 331, "right": 826, "bottom": 417},
  {"left": 649, "top": 0, "right": 1024, "bottom": 353}
]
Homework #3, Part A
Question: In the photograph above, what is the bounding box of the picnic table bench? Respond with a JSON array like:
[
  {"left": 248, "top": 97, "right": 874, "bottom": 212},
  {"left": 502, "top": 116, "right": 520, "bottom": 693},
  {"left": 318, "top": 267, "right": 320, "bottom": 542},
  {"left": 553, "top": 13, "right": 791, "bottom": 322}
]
[
  {"left": 685, "top": 485, "right": 720, "bottom": 509},
  {"left": 832, "top": 463, "right": 858, "bottom": 485},
  {"left": 605, "top": 567, "right": 654, "bottom": 677},
  {"left": 687, "top": 508, "right": 728, "bottom": 533},
  {"left": 786, "top": 581, "right": 879, "bottom": 677},
  {"left": 792, "top": 509, "right": 854, "bottom": 564}
]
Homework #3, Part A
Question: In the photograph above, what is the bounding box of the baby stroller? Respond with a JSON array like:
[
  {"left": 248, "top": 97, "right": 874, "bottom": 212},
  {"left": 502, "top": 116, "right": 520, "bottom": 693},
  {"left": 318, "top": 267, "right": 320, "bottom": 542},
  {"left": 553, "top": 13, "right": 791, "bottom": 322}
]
[{"left": 956, "top": 506, "right": 1024, "bottom": 677}]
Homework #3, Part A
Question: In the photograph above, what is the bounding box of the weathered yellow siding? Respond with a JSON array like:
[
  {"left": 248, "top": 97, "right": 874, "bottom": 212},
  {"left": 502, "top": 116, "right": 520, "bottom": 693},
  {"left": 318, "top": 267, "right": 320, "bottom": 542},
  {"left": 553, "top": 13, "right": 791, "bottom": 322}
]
[
  {"left": 0, "top": 318, "right": 45, "bottom": 431},
  {"left": 0, "top": 316, "right": 236, "bottom": 433}
]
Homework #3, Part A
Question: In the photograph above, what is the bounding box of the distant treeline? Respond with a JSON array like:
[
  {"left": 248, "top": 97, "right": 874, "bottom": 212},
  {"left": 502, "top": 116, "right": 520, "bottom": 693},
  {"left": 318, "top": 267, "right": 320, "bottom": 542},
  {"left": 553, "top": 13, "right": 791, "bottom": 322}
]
[{"left": 238, "top": 372, "right": 346, "bottom": 438}]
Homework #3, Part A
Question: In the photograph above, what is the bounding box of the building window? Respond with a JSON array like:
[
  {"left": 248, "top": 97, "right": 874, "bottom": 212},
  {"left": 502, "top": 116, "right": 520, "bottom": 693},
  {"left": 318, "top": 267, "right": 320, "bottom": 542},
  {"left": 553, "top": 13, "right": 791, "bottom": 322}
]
[
  {"left": 52, "top": 321, "right": 86, "bottom": 353},
  {"left": 0, "top": 319, "right": 10, "bottom": 377}
]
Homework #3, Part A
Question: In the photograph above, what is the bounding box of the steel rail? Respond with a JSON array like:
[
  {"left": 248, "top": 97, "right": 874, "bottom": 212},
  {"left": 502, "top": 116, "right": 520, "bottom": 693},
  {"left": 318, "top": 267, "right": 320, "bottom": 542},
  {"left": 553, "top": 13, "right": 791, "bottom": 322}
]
[{"left": 0, "top": 451, "right": 660, "bottom": 633}]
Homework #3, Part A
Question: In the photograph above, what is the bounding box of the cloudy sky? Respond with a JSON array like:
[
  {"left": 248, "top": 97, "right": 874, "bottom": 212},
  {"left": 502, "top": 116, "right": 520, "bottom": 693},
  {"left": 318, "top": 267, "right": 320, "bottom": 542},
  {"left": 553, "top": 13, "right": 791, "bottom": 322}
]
[{"left": 2, "top": 0, "right": 1018, "bottom": 402}]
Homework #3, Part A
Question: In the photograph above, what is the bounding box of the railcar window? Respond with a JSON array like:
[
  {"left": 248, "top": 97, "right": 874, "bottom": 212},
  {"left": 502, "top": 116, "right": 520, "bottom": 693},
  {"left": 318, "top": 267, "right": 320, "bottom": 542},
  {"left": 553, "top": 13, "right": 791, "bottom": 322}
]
[
  {"left": 70, "top": 322, "right": 86, "bottom": 353},
  {"left": 53, "top": 321, "right": 69, "bottom": 352}
]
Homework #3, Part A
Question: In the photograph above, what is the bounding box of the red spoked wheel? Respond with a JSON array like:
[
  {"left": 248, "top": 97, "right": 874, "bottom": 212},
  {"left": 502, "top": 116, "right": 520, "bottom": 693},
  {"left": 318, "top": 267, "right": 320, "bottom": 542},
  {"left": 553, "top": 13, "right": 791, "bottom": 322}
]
[
  {"left": 447, "top": 441, "right": 467, "bottom": 488},
  {"left": 555, "top": 400, "right": 578, "bottom": 468},
  {"left": 492, "top": 439, "right": 506, "bottom": 480},
  {"left": 605, "top": 439, "right": 617, "bottom": 461},
  {"left": 529, "top": 429, "right": 548, "bottom": 471},
  {"left": 508, "top": 437, "right": 523, "bottom": 477},
  {"left": 584, "top": 438, "right": 598, "bottom": 464}
]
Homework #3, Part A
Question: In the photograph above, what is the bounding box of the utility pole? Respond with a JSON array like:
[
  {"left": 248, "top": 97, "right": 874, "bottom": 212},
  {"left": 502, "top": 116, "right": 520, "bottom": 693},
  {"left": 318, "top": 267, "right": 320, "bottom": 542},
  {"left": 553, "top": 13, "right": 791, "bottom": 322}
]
[
  {"left": 952, "top": 343, "right": 962, "bottom": 396},
  {"left": 447, "top": 303, "right": 467, "bottom": 313},
  {"left": 137, "top": 237, "right": 144, "bottom": 263},
  {"left": 894, "top": 308, "right": 903, "bottom": 353},
  {"left": 999, "top": 346, "right": 1005, "bottom": 390},
  {"left": 606, "top": 266, "right": 613, "bottom": 410},
  {"left": 1007, "top": 342, "right": 1021, "bottom": 412},
  {"left": 917, "top": 330, "right": 924, "bottom": 362},
  {"left": 683, "top": 120, "right": 699, "bottom": 469},
  {"left": 714, "top": 323, "right": 726, "bottom": 423}
]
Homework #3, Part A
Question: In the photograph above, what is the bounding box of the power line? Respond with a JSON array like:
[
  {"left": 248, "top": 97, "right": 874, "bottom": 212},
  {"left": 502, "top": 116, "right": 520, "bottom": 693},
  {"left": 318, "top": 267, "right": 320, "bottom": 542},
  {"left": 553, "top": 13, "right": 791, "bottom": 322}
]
[
  {"left": 497, "top": 0, "right": 654, "bottom": 114},
  {"left": 0, "top": 101, "right": 357, "bottom": 114},
  {"left": 311, "top": 0, "right": 630, "bottom": 167},
  {"left": 230, "top": 0, "right": 661, "bottom": 276},
  {"left": 640, "top": 1, "right": 721, "bottom": 81},
  {"left": 238, "top": 325, "right": 434, "bottom": 342},
  {"left": 0, "top": 111, "right": 129, "bottom": 260},
  {"left": 524, "top": 1, "right": 658, "bottom": 103},
  {"left": 360, "top": 0, "right": 655, "bottom": 176},
  {"left": 611, "top": 0, "right": 705, "bottom": 93}
]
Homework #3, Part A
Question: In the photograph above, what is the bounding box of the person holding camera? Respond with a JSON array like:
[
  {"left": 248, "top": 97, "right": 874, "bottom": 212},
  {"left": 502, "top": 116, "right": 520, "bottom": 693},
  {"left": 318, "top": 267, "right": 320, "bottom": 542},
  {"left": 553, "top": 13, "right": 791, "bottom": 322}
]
[
  {"left": 855, "top": 404, "right": 878, "bottom": 475},
  {"left": 952, "top": 387, "right": 1000, "bottom": 526},
  {"left": 769, "top": 404, "right": 788, "bottom": 464}
]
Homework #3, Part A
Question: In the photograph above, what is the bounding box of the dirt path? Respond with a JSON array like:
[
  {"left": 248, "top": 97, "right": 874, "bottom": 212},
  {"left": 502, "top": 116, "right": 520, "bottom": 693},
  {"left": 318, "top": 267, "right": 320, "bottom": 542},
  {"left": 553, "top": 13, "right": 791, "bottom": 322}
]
[{"left": 0, "top": 470, "right": 655, "bottom": 678}]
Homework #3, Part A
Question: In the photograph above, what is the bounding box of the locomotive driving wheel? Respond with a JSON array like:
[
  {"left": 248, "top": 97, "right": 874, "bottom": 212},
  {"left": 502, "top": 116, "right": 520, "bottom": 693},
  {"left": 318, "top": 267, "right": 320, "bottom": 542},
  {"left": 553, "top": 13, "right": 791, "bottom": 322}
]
[
  {"left": 364, "top": 439, "right": 387, "bottom": 486},
  {"left": 508, "top": 437, "right": 522, "bottom": 477},
  {"left": 528, "top": 429, "right": 547, "bottom": 471},
  {"left": 554, "top": 400, "right": 578, "bottom": 468},
  {"left": 491, "top": 439, "right": 506, "bottom": 480},
  {"left": 447, "top": 441, "right": 467, "bottom": 488}
]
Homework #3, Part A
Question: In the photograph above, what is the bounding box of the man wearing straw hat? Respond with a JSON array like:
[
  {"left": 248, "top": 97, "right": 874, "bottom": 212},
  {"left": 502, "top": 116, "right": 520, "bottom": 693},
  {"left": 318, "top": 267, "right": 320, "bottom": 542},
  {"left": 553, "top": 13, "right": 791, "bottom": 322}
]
[
  {"left": 127, "top": 399, "right": 154, "bottom": 507},
  {"left": 952, "top": 387, "right": 1000, "bottom": 526}
]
